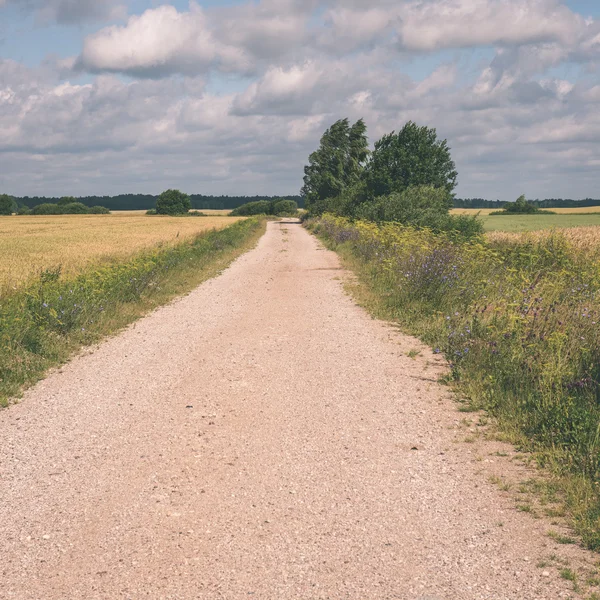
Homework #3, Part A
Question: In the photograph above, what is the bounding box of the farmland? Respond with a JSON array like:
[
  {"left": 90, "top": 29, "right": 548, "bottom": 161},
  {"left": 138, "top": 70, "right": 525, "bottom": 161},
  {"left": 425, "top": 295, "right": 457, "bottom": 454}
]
[
  {"left": 450, "top": 207, "right": 600, "bottom": 232},
  {"left": 0, "top": 213, "right": 242, "bottom": 291}
]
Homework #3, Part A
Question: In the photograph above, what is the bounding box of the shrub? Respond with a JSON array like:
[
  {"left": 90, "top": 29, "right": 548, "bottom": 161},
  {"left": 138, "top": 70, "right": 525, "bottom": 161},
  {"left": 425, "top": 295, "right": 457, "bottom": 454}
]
[
  {"left": 146, "top": 209, "right": 158, "bottom": 215},
  {"left": 62, "top": 202, "right": 90, "bottom": 214},
  {"left": 272, "top": 200, "right": 298, "bottom": 216},
  {"left": 231, "top": 200, "right": 272, "bottom": 216},
  {"left": 492, "top": 194, "right": 555, "bottom": 215},
  {"left": 31, "top": 203, "right": 61, "bottom": 215},
  {"left": 156, "top": 189, "right": 191, "bottom": 215},
  {"left": 88, "top": 206, "right": 111, "bottom": 215},
  {"left": 58, "top": 196, "right": 77, "bottom": 207},
  {"left": 0, "top": 194, "right": 15, "bottom": 215},
  {"left": 17, "top": 205, "right": 31, "bottom": 216}
]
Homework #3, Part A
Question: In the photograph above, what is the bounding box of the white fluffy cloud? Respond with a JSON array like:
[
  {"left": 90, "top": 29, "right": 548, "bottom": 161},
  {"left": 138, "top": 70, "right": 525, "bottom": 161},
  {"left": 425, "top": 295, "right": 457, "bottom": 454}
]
[{"left": 77, "top": 3, "right": 248, "bottom": 77}]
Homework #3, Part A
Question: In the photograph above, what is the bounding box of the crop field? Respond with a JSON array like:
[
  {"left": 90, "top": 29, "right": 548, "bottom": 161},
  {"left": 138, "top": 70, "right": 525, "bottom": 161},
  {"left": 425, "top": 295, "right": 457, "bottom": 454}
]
[
  {"left": 451, "top": 207, "right": 600, "bottom": 232},
  {"left": 0, "top": 213, "right": 243, "bottom": 290}
]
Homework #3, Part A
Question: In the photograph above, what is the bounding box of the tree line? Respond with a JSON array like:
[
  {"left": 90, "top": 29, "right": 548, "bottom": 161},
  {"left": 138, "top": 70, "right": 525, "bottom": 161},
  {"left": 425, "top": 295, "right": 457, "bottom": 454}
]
[{"left": 9, "top": 194, "right": 304, "bottom": 212}]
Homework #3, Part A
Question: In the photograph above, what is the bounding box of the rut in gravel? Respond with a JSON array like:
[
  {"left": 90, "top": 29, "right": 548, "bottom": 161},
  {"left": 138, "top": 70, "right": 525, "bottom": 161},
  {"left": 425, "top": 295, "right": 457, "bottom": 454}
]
[{"left": 0, "top": 220, "right": 589, "bottom": 599}]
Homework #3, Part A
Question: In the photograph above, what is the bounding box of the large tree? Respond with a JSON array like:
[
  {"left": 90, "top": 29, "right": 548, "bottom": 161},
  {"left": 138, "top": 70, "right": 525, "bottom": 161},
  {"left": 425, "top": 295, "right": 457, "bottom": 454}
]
[
  {"left": 365, "top": 121, "right": 457, "bottom": 199},
  {"left": 301, "top": 118, "right": 369, "bottom": 210},
  {"left": 156, "top": 189, "right": 191, "bottom": 215}
]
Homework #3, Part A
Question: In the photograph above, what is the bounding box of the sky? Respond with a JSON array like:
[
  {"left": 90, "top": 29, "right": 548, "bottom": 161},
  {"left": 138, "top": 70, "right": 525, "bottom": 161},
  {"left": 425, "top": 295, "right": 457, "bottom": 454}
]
[{"left": 1, "top": 0, "right": 600, "bottom": 200}]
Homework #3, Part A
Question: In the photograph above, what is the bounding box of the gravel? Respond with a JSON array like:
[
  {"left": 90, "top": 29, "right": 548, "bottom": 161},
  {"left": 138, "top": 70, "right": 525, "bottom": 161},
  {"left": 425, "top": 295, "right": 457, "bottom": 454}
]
[{"left": 0, "top": 220, "right": 590, "bottom": 599}]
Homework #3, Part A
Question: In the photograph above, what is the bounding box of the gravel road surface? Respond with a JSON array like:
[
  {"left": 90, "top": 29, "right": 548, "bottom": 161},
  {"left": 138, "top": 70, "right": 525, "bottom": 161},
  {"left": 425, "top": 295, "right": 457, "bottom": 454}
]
[{"left": 0, "top": 221, "right": 588, "bottom": 599}]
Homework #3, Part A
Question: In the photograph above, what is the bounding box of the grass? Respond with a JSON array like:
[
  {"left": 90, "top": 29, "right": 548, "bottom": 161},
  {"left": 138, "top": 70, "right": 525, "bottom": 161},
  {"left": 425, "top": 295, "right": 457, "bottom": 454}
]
[
  {"left": 0, "top": 213, "right": 243, "bottom": 291},
  {"left": 308, "top": 214, "right": 600, "bottom": 551},
  {"left": 450, "top": 209, "right": 600, "bottom": 232},
  {"left": 0, "top": 217, "right": 266, "bottom": 406}
]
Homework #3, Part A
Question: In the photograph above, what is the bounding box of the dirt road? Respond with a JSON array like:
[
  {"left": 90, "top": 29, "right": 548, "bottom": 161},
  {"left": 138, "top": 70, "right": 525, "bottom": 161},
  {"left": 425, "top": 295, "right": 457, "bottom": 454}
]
[{"left": 0, "top": 221, "right": 586, "bottom": 599}]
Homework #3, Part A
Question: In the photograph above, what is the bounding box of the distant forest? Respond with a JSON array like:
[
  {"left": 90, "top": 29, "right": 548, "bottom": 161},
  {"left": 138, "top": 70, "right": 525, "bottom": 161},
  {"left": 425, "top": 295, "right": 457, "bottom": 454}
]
[
  {"left": 15, "top": 194, "right": 305, "bottom": 211},
  {"left": 454, "top": 198, "right": 600, "bottom": 209}
]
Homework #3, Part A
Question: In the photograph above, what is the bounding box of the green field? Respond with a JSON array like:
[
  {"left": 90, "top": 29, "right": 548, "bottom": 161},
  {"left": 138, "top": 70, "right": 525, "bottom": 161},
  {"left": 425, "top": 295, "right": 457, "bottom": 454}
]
[{"left": 481, "top": 213, "right": 600, "bottom": 232}]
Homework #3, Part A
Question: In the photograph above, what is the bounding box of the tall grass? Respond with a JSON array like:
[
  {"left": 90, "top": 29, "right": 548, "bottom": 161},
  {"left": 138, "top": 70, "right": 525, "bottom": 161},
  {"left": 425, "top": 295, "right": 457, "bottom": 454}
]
[
  {"left": 0, "top": 218, "right": 265, "bottom": 406},
  {"left": 309, "top": 214, "right": 600, "bottom": 549}
]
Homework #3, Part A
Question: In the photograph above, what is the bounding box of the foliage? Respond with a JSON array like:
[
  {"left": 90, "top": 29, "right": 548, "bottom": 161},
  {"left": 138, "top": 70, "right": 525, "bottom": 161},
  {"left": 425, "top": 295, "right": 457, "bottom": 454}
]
[
  {"left": 272, "top": 199, "right": 298, "bottom": 216},
  {"left": 309, "top": 214, "right": 600, "bottom": 549},
  {"left": 88, "top": 206, "right": 111, "bottom": 215},
  {"left": 356, "top": 185, "right": 451, "bottom": 223},
  {"left": 0, "top": 218, "right": 265, "bottom": 407},
  {"left": 62, "top": 202, "right": 91, "bottom": 214},
  {"left": 146, "top": 209, "right": 157, "bottom": 215},
  {"left": 491, "top": 195, "right": 554, "bottom": 215},
  {"left": 156, "top": 189, "right": 192, "bottom": 216},
  {"left": 230, "top": 199, "right": 298, "bottom": 217},
  {"left": 365, "top": 121, "right": 458, "bottom": 198},
  {"left": 57, "top": 196, "right": 77, "bottom": 207},
  {"left": 31, "top": 203, "right": 62, "bottom": 215},
  {"left": 301, "top": 118, "right": 369, "bottom": 211},
  {"left": 17, "top": 206, "right": 31, "bottom": 216},
  {"left": 231, "top": 200, "right": 272, "bottom": 216},
  {"left": 0, "top": 194, "right": 16, "bottom": 215},
  {"left": 30, "top": 202, "right": 110, "bottom": 215}
]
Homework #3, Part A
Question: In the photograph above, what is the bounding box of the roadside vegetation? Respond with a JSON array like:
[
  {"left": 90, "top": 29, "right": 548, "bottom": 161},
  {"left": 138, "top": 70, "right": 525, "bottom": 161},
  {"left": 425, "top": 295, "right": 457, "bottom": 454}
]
[
  {"left": 0, "top": 218, "right": 265, "bottom": 406},
  {"left": 303, "top": 117, "right": 600, "bottom": 550}
]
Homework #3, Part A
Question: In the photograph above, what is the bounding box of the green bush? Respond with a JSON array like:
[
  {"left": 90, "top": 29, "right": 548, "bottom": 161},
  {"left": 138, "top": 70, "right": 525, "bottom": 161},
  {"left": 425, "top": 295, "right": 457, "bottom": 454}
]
[
  {"left": 272, "top": 199, "right": 298, "bottom": 216},
  {"left": 156, "top": 189, "right": 191, "bottom": 215},
  {"left": 231, "top": 200, "right": 272, "bottom": 216},
  {"left": 146, "top": 209, "right": 158, "bottom": 215},
  {"left": 58, "top": 196, "right": 77, "bottom": 207},
  {"left": 31, "top": 203, "right": 61, "bottom": 215},
  {"left": 492, "top": 194, "right": 555, "bottom": 215},
  {"left": 88, "top": 206, "right": 111, "bottom": 215},
  {"left": 17, "top": 205, "right": 31, "bottom": 216},
  {"left": 0, "top": 194, "right": 16, "bottom": 215},
  {"left": 62, "top": 202, "right": 90, "bottom": 214}
]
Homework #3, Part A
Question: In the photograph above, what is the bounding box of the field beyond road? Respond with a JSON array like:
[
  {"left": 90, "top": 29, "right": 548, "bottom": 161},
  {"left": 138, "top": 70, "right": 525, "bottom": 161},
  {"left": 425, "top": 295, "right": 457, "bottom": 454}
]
[
  {"left": 0, "top": 213, "right": 242, "bottom": 290},
  {"left": 451, "top": 207, "right": 600, "bottom": 232},
  {"left": 0, "top": 220, "right": 589, "bottom": 599}
]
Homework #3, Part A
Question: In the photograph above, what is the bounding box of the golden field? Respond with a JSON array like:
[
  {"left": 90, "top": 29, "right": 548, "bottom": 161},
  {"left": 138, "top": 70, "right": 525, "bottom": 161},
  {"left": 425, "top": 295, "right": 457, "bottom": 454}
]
[
  {"left": 0, "top": 213, "right": 242, "bottom": 289},
  {"left": 452, "top": 206, "right": 600, "bottom": 215},
  {"left": 487, "top": 225, "right": 600, "bottom": 252}
]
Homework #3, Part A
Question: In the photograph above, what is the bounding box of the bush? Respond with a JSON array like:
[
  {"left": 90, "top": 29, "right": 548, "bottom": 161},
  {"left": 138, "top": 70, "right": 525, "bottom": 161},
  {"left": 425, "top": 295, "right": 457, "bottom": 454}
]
[
  {"left": 231, "top": 200, "right": 272, "bottom": 216},
  {"left": 17, "top": 205, "right": 31, "bottom": 216},
  {"left": 156, "top": 189, "right": 191, "bottom": 215},
  {"left": 31, "top": 203, "right": 61, "bottom": 215},
  {"left": 0, "top": 194, "right": 15, "bottom": 215},
  {"left": 146, "top": 209, "right": 158, "bottom": 215},
  {"left": 272, "top": 199, "right": 298, "bottom": 216},
  {"left": 62, "top": 202, "right": 90, "bottom": 214},
  {"left": 492, "top": 194, "right": 555, "bottom": 215},
  {"left": 88, "top": 206, "right": 111, "bottom": 215},
  {"left": 58, "top": 196, "right": 77, "bottom": 207}
]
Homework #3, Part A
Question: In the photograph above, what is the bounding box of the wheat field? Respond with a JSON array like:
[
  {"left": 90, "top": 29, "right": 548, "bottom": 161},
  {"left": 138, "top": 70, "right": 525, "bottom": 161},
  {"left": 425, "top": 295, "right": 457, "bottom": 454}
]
[{"left": 0, "top": 213, "right": 243, "bottom": 290}]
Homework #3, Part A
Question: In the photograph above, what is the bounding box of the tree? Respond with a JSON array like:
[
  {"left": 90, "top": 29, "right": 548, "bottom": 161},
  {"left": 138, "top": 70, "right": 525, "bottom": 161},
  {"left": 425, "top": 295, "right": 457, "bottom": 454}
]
[
  {"left": 0, "top": 194, "right": 15, "bottom": 215},
  {"left": 366, "top": 121, "right": 457, "bottom": 199},
  {"left": 301, "top": 118, "right": 369, "bottom": 210},
  {"left": 58, "top": 196, "right": 77, "bottom": 207},
  {"left": 504, "top": 194, "right": 539, "bottom": 214},
  {"left": 156, "top": 189, "right": 191, "bottom": 215}
]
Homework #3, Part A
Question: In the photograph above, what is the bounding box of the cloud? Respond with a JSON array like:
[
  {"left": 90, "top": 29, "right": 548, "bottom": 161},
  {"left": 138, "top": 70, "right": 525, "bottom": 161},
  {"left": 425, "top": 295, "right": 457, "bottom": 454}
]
[
  {"left": 3, "top": 0, "right": 126, "bottom": 24},
  {"left": 76, "top": 3, "right": 249, "bottom": 77},
  {"left": 395, "top": 0, "right": 587, "bottom": 51},
  {"left": 4, "top": 0, "right": 600, "bottom": 200}
]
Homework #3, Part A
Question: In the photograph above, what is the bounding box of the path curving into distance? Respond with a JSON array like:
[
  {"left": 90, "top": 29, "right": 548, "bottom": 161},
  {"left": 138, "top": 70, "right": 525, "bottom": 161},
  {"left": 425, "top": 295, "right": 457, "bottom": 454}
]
[{"left": 0, "top": 221, "right": 587, "bottom": 599}]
